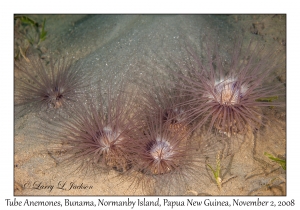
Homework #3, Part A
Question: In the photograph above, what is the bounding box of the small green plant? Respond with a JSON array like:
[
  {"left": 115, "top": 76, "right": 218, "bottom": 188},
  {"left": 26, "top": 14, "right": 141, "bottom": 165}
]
[
  {"left": 264, "top": 152, "right": 286, "bottom": 170},
  {"left": 14, "top": 16, "right": 48, "bottom": 61},
  {"left": 39, "top": 18, "right": 47, "bottom": 44},
  {"left": 255, "top": 96, "right": 278, "bottom": 109},
  {"left": 207, "top": 152, "right": 222, "bottom": 190},
  {"left": 255, "top": 96, "right": 278, "bottom": 102}
]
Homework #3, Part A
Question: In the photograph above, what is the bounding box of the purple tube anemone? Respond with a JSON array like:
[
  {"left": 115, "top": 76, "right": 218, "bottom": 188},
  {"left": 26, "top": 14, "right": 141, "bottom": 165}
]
[
  {"left": 44, "top": 83, "right": 137, "bottom": 176},
  {"left": 14, "top": 56, "right": 90, "bottom": 118},
  {"left": 121, "top": 109, "right": 219, "bottom": 195},
  {"left": 174, "top": 37, "right": 285, "bottom": 138}
]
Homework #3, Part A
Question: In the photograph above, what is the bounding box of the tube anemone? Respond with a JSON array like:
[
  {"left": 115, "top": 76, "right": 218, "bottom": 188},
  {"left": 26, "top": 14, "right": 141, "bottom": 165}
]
[
  {"left": 44, "top": 83, "right": 137, "bottom": 176},
  {"left": 14, "top": 56, "right": 90, "bottom": 118},
  {"left": 126, "top": 114, "right": 188, "bottom": 194},
  {"left": 119, "top": 104, "right": 221, "bottom": 195},
  {"left": 135, "top": 111, "right": 191, "bottom": 175},
  {"left": 175, "top": 37, "right": 285, "bottom": 138}
]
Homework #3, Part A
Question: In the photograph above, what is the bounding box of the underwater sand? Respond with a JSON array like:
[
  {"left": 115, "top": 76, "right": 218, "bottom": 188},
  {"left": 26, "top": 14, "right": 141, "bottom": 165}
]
[{"left": 14, "top": 14, "right": 286, "bottom": 195}]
